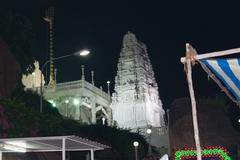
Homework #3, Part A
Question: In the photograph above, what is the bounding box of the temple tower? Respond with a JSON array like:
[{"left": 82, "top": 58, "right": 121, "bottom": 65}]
[{"left": 111, "top": 32, "right": 165, "bottom": 130}]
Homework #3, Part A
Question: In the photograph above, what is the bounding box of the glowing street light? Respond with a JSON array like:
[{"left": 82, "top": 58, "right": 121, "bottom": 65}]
[
  {"left": 133, "top": 141, "right": 139, "bottom": 160},
  {"left": 146, "top": 128, "right": 152, "bottom": 155},
  {"left": 32, "top": 72, "right": 36, "bottom": 88},
  {"left": 146, "top": 128, "right": 152, "bottom": 134},
  {"left": 64, "top": 99, "right": 70, "bottom": 117},
  {"left": 40, "top": 49, "right": 90, "bottom": 112},
  {"left": 65, "top": 99, "right": 69, "bottom": 104},
  {"left": 107, "top": 81, "right": 110, "bottom": 95},
  {"left": 133, "top": 141, "right": 139, "bottom": 147},
  {"left": 75, "top": 49, "right": 90, "bottom": 56},
  {"left": 52, "top": 102, "right": 56, "bottom": 107},
  {"left": 73, "top": 98, "right": 80, "bottom": 106}
]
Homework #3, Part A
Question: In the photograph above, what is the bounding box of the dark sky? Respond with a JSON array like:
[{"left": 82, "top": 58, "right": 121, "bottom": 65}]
[{"left": 3, "top": 1, "right": 240, "bottom": 106}]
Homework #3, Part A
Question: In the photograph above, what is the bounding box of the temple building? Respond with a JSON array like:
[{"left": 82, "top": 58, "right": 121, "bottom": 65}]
[
  {"left": 43, "top": 69, "right": 112, "bottom": 125},
  {"left": 111, "top": 32, "right": 169, "bottom": 153},
  {"left": 22, "top": 31, "right": 169, "bottom": 153},
  {"left": 111, "top": 32, "right": 165, "bottom": 130},
  {"left": 22, "top": 64, "right": 112, "bottom": 125}
]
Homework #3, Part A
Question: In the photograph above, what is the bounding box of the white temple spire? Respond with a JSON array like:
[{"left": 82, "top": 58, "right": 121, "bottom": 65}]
[{"left": 111, "top": 32, "right": 165, "bottom": 129}]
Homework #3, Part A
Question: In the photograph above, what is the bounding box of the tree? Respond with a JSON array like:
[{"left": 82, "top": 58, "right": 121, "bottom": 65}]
[
  {"left": 0, "top": 9, "right": 35, "bottom": 74},
  {"left": 1, "top": 91, "right": 148, "bottom": 160}
]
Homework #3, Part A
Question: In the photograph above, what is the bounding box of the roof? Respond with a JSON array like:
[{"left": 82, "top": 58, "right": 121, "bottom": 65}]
[{"left": 0, "top": 135, "right": 110, "bottom": 153}]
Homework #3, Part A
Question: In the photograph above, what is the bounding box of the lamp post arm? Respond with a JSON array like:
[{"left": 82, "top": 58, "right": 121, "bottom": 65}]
[
  {"left": 52, "top": 54, "right": 73, "bottom": 61},
  {"left": 40, "top": 53, "right": 72, "bottom": 113},
  {"left": 41, "top": 54, "right": 73, "bottom": 72}
]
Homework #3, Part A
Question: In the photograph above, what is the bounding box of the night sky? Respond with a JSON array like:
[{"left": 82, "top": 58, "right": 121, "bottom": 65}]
[{"left": 3, "top": 1, "right": 240, "bottom": 107}]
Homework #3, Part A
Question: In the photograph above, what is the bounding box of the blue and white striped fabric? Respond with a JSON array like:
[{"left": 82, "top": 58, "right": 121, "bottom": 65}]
[{"left": 201, "top": 59, "right": 240, "bottom": 101}]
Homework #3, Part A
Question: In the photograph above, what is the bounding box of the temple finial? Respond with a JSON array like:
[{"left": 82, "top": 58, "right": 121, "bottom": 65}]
[
  {"left": 81, "top": 65, "right": 85, "bottom": 80},
  {"left": 91, "top": 70, "right": 95, "bottom": 86}
]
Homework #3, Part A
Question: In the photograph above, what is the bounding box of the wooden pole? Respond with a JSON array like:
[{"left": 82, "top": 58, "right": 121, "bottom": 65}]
[
  {"left": 181, "top": 48, "right": 240, "bottom": 63},
  {"left": 181, "top": 43, "right": 240, "bottom": 106},
  {"left": 90, "top": 149, "right": 94, "bottom": 160},
  {"left": 185, "top": 43, "right": 202, "bottom": 160}
]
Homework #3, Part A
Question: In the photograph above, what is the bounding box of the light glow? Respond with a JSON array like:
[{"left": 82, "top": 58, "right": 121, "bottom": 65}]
[
  {"left": 133, "top": 141, "right": 139, "bottom": 147},
  {"left": 79, "top": 49, "right": 90, "bottom": 56},
  {"left": 48, "top": 100, "right": 54, "bottom": 104},
  {"left": 3, "top": 143, "right": 27, "bottom": 153},
  {"left": 6, "top": 141, "right": 27, "bottom": 148},
  {"left": 52, "top": 103, "right": 56, "bottom": 107},
  {"left": 146, "top": 128, "right": 152, "bottom": 134},
  {"left": 48, "top": 100, "right": 56, "bottom": 107},
  {"left": 73, "top": 98, "right": 80, "bottom": 105},
  {"left": 174, "top": 146, "right": 231, "bottom": 160},
  {"left": 65, "top": 99, "right": 69, "bottom": 104}
]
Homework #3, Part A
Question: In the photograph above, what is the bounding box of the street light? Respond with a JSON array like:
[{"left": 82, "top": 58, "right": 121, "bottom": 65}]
[
  {"left": 133, "top": 141, "right": 139, "bottom": 160},
  {"left": 79, "top": 49, "right": 90, "bottom": 56},
  {"left": 40, "top": 49, "right": 90, "bottom": 112},
  {"left": 65, "top": 99, "right": 69, "bottom": 117},
  {"left": 32, "top": 72, "right": 36, "bottom": 88},
  {"left": 146, "top": 128, "right": 152, "bottom": 155}
]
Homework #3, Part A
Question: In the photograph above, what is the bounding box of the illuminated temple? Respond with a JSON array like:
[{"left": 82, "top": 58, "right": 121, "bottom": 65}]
[{"left": 22, "top": 32, "right": 169, "bottom": 152}]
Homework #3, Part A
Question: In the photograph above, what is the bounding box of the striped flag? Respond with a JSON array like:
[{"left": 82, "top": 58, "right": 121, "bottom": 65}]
[{"left": 200, "top": 59, "right": 240, "bottom": 101}]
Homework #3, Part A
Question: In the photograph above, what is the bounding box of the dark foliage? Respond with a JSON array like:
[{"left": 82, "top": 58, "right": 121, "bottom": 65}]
[
  {"left": 0, "top": 88, "right": 148, "bottom": 159},
  {"left": 0, "top": 8, "right": 35, "bottom": 73}
]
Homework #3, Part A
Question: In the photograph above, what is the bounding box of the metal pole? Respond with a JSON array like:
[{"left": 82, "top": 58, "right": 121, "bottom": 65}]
[
  {"left": 80, "top": 106, "right": 81, "bottom": 122},
  {"left": 40, "top": 67, "right": 43, "bottom": 113},
  {"left": 40, "top": 54, "right": 72, "bottom": 113},
  {"left": 90, "top": 149, "right": 94, "bottom": 160},
  {"left": 135, "top": 147, "right": 138, "bottom": 160},
  {"left": 40, "top": 60, "right": 49, "bottom": 113},
  {"left": 148, "top": 134, "right": 152, "bottom": 155},
  {"left": 0, "top": 151, "right": 2, "bottom": 160},
  {"left": 66, "top": 103, "right": 68, "bottom": 117},
  {"left": 62, "top": 138, "right": 66, "bottom": 160}
]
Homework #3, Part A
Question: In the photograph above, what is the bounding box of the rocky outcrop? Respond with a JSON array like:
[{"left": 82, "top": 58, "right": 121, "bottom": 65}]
[{"left": 169, "top": 97, "right": 240, "bottom": 149}]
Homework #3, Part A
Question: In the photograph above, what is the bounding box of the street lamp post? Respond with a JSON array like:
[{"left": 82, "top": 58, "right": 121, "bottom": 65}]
[
  {"left": 133, "top": 141, "right": 139, "bottom": 160},
  {"left": 146, "top": 128, "right": 152, "bottom": 155},
  {"left": 40, "top": 49, "right": 90, "bottom": 112},
  {"left": 65, "top": 99, "right": 69, "bottom": 117}
]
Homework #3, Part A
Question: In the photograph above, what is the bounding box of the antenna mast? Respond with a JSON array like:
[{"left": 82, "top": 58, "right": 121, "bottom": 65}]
[{"left": 44, "top": 7, "right": 56, "bottom": 88}]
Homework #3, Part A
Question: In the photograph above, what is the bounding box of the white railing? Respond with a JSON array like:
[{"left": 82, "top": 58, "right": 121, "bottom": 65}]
[{"left": 43, "top": 80, "right": 110, "bottom": 100}]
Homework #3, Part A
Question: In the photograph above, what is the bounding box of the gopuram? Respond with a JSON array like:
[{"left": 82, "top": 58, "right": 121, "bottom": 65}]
[{"left": 111, "top": 32, "right": 169, "bottom": 150}]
